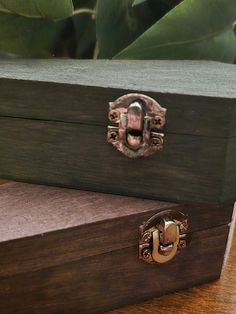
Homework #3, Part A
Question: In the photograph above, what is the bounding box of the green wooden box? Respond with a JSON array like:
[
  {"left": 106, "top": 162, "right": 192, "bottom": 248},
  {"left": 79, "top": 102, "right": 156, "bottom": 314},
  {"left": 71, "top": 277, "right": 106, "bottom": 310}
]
[{"left": 0, "top": 59, "right": 235, "bottom": 204}]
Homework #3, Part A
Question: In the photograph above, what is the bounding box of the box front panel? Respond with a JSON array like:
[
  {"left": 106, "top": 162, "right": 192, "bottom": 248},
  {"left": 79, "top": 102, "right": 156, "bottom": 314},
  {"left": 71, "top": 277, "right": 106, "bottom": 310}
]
[
  {"left": 0, "top": 78, "right": 235, "bottom": 138},
  {"left": 0, "top": 116, "right": 227, "bottom": 203},
  {"left": 0, "top": 224, "right": 230, "bottom": 314}
]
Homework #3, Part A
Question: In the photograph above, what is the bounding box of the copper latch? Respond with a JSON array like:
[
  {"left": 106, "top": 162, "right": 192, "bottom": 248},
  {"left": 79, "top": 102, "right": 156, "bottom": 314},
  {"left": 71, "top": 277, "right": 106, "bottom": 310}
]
[
  {"left": 107, "top": 93, "right": 167, "bottom": 158},
  {"left": 139, "top": 210, "right": 188, "bottom": 264}
]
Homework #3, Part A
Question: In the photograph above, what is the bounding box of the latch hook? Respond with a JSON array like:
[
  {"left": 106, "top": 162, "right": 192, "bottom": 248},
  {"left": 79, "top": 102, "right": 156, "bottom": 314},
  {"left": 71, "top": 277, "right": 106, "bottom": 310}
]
[{"left": 139, "top": 210, "right": 188, "bottom": 264}]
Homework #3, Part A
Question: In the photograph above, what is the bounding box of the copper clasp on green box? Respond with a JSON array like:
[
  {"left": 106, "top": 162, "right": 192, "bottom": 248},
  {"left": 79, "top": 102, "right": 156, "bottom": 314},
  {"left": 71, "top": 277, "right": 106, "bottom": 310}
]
[{"left": 107, "top": 93, "right": 167, "bottom": 158}]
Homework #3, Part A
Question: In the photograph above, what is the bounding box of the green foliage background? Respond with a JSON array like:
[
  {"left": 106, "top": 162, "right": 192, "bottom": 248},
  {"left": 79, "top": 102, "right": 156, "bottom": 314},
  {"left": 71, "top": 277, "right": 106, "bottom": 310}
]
[{"left": 0, "top": 0, "right": 235, "bottom": 62}]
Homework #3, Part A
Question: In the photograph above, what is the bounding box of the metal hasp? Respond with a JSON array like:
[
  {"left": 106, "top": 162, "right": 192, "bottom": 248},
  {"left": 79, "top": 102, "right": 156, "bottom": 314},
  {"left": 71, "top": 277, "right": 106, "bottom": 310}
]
[
  {"left": 139, "top": 210, "right": 188, "bottom": 264},
  {"left": 107, "top": 93, "right": 167, "bottom": 158}
]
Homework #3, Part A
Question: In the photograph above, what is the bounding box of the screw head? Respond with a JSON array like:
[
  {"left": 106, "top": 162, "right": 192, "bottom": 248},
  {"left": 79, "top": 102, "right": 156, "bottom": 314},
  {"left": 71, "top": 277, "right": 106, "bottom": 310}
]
[
  {"left": 178, "top": 239, "right": 186, "bottom": 249},
  {"left": 179, "top": 220, "right": 188, "bottom": 233},
  {"left": 142, "top": 248, "right": 152, "bottom": 260},
  {"left": 153, "top": 116, "right": 161, "bottom": 126},
  {"left": 152, "top": 116, "right": 165, "bottom": 128},
  {"left": 109, "top": 110, "right": 120, "bottom": 123},
  {"left": 142, "top": 231, "right": 152, "bottom": 242},
  {"left": 108, "top": 131, "right": 118, "bottom": 142},
  {"left": 151, "top": 136, "right": 163, "bottom": 149}
]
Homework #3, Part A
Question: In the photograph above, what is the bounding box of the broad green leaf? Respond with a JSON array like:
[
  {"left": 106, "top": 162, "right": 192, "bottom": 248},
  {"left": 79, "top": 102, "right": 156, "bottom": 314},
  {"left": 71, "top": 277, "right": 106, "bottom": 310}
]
[
  {"left": 147, "top": 0, "right": 174, "bottom": 20},
  {"left": 133, "top": 0, "right": 176, "bottom": 14},
  {"left": 0, "top": 12, "right": 66, "bottom": 57},
  {"left": 0, "top": 0, "right": 74, "bottom": 20},
  {"left": 115, "top": 0, "right": 236, "bottom": 63},
  {"left": 234, "top": 21, "right": 236, "bottom": 36},
  {"left": 73, "top": 0, "right": 96, "bottom": 58},
  {"left": 96, "top": 0, "right": 156, "bottom": 58},
  {"left": 132, "top": 0, "right": 147, "bottom": 7},
  {"left": 162, "top": 0, "right": 182, "bottom": 5}
]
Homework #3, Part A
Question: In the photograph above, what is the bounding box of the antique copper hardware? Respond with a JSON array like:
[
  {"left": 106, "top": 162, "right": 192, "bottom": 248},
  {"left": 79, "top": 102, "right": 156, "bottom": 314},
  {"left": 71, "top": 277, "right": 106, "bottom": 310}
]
[
  {"left": 139, "top": 210, "right": 188, "bottom": 264},
  {"left": 107, "top": 93, "right": 167, "bottom": 158}
]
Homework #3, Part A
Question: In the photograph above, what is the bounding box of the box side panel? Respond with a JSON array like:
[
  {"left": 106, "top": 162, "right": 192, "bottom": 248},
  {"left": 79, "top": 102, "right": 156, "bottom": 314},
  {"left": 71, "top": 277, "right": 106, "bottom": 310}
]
[
  {"left": 0, "top": 224, "right": 230, "bottom": 314},
  {"left": 0, "top": 117, "right": 226, "bottom": 203},
  {"left": 229, "top": 99, "right": 236, "bottom": 137},
  {"left": 222, "top": 138, "right": 236, "bottom": 203},
  {"left": 223, "top": 202, "right": 236, "bottom": 270},
  {"left": 0, "top": 79, "right": 234, "bottom": 138}
]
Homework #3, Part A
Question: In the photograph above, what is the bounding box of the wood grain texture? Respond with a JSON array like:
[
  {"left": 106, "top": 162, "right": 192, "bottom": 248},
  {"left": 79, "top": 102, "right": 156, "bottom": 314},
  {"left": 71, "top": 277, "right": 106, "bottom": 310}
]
[
  {"left": 0, "top": 59, "right": 235, "bottom": 99},
  {"left": 0, "top": 225, "right": 231, "bottom": 314},
  {"left": 0, "top": 179, "right": 8, "bottom": 185},
  {"left": 0, "top": 60, "right": 235, "bottom": 204},
  {"left": 0, "top": 183, "right": 233, "bottom": 277},
  {"left": 0, "top": 182, "right": 234, "bottom": 313},
  {"left": 0, "top": 182, "right": 173, "bottom": 242},
  {"left": 223, "top": 138, "right": 236, "bottom": 203},
  {"left": 0, "top": 117, "right": 234, "bottom": 204},
  {"left": 0, "top": 60, "right": 235, "bottom": 137},
  {"left": 109, "top": 224, "right": 236, "bottom": 314}
]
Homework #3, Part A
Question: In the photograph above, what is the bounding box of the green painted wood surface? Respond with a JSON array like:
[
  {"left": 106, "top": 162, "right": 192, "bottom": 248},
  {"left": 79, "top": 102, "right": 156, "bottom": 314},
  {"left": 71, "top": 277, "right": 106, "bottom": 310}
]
[
  {"left": 0, "top": 116, "right": 235, "bottom": 204},
  {"left": 0, "top": 60, "right": 235, "bottom": 137},
  {"left": 223, "top": 138, "right": 236, "bottom": 202},
  {"left": 0, "top": 60, "right": 235, "bottom": 204}
]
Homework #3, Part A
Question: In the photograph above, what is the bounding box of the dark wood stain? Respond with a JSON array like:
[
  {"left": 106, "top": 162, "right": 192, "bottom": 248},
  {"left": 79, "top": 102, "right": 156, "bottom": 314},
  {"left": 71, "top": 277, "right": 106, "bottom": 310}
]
[
  {"left": 0, "top": 183, "right": 233, "bottom": 277},
  {"left": 108, "top": 224, "right": 236, "bottom": 314},
  {"left": 0, "top": 226, "right": 231, "bottom": 314},
  {"left": 0, "top": 182, "right": 234, "bottom": 313}
]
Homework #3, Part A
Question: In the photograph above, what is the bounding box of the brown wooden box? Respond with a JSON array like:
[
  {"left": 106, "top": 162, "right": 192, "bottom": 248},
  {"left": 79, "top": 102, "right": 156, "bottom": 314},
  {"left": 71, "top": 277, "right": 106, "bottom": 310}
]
[
  {"left": 0, "top": 182, "right": 235, "bottom": 314},
  {"left": 0, "top": 60, "right": 235, "bottom": 204}
]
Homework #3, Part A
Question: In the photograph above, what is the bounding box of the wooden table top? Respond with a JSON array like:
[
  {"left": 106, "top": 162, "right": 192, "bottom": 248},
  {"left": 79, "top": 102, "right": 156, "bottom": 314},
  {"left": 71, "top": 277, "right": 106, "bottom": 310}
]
[{"left": 0, "top": 180, "right": 235, "bottom": 314}]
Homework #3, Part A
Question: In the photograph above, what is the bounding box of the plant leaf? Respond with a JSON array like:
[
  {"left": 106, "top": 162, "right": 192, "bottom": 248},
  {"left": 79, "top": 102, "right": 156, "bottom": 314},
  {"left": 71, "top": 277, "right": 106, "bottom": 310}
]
[
  {"left": 132, "top": 0, "right": 147, "bottom": 7},
  {"left": 73, "top": 0, "right": 96, "bottom": 58},
  {"left": 0, "top": 12, "right": 66, "bottom": 57},
  {"left": 96, "top": 0, "right": 156, "bottom": 58},
  {"left": 0, "top": 0, "right": 74, "bottom": 20},
  {"left": 147, "top": 0, "right": 174, "bottom": 20},
  {"left": 115, "top": 0, "right": 236, "bottom": 63}
]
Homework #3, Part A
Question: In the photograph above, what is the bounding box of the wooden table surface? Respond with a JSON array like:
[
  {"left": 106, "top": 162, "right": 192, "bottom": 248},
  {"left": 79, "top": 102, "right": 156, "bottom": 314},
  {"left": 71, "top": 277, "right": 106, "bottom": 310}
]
[{"left": 0, "top": 180, "right": 235, "bottom": 314}]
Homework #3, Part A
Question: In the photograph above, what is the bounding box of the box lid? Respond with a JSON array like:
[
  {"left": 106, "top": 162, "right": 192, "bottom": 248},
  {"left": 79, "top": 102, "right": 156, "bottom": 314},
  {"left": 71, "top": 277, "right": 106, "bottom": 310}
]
[
  {"left": 0, "top": 182, "right": 234, "bottom": 277},
  {"left": 0, "top": 59, "right": 235, "bottom": 138}
]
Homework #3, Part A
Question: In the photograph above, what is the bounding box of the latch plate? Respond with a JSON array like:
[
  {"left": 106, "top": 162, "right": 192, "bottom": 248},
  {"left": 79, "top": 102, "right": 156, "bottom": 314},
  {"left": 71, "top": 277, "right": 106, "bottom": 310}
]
[
  {"left": 139, "top": 210, "right": 188, "bottom": 264},
  {"left": 107, "top": 93, "right": 167, "bottom": 158}
]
